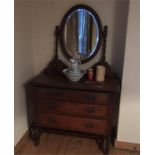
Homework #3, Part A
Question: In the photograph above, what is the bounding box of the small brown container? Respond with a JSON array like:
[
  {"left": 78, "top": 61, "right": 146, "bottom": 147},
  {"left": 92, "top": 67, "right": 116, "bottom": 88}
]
[{"left": 87, "top": 68, "right": 94, "bottom": 81}]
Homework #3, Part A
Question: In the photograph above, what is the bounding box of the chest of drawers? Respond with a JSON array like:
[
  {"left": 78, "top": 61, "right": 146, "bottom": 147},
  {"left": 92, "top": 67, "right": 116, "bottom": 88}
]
[{"left": 25, "top": 74, "right": 120, "bottom": 154}]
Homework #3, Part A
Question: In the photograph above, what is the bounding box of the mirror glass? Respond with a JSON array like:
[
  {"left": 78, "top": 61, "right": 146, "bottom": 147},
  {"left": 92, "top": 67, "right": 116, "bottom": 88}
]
[{"left": 63, "top": 9, "right": 99, "bottom": 61}]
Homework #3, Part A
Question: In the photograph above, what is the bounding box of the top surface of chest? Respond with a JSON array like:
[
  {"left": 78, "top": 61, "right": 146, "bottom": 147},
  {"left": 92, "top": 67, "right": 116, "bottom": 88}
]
[{"left": 28, "top": 73, "right": 120, "bottom": 93}]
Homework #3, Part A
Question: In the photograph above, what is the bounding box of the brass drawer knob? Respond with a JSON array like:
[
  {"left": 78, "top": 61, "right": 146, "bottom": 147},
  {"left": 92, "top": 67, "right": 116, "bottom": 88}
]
[
  {"left": 47, "top": 103, "right": 57, "bottom": 109},
  {"left": 85, "top": 95, "right": 95, "bottom": 101},
  {"left": 47, "top": 117, "right": 56, "bottom": 124},
  {"left": 84, "top": 122, "right": 94, "bottom": 128},
  {"left": 85, "top": 107, "right": 95, "bottom": 113}
]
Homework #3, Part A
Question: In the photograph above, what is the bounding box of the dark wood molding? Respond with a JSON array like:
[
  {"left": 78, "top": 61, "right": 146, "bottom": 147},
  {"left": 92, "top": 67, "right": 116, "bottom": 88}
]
[{"left": 115, "top": 140, "right": 140, "bottom": 151}]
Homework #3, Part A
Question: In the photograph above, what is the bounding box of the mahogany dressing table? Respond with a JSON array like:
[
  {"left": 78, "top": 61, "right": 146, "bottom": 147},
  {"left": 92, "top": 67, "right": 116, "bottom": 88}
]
[{"left": 25, "top": 4, "right": 120, "bottom": 154}]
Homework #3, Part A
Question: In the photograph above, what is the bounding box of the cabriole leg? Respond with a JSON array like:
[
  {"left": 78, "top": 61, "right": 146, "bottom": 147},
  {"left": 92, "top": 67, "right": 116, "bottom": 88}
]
[
  {"left": 96, "top": 136, "right": 110, "bottom": 154},
  {"left": 29, "top": 124, "right": 42, "bottom": 146}
]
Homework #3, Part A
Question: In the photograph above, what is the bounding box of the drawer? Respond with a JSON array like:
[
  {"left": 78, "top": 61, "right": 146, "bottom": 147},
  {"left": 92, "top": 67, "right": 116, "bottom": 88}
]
[
  {"left": 36, "top": 88, "right": 110, "bottom": 105},
  {"left": 37, "top": 99, "right": 107, "bottom": 119},
  {"left": 37, "top": 114, "right": 107, "bottom": 135}
]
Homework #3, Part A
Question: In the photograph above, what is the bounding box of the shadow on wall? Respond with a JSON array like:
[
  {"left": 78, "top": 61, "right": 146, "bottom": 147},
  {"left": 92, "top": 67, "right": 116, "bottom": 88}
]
[{"left": 111, "top": 0, "right": 129, "bottom": 78}]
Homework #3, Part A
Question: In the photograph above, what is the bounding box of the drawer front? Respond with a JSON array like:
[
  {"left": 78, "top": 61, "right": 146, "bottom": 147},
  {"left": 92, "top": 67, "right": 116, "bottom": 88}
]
[
  {"left": 36, "top": 88, "right": 110, "bottom": 105},
  {"left": 37, "top": 114, "right": 107, "bottom": 135},
  {"left": 37, "top": 99, "right": 107, "bottom": 119}
]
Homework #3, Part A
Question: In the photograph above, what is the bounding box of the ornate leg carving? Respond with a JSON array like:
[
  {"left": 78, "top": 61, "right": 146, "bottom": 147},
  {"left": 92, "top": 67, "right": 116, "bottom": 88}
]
[
  {"left": 29, "top": 124, "right": 42, "bottom": 146},
  {"left": 96, "top": 136, "right": 110, "bottom": 154}
]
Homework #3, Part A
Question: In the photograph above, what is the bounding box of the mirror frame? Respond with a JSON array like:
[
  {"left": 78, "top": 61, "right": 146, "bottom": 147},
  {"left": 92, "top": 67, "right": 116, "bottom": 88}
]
[{"left": 60, "top": 4, "right": 102, "bottom": 64}]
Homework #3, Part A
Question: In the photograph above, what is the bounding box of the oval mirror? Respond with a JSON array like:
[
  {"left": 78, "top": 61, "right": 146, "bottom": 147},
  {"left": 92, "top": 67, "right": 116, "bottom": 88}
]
[{"left": 60, "top": 5, "right": 102, "bottom": 63}]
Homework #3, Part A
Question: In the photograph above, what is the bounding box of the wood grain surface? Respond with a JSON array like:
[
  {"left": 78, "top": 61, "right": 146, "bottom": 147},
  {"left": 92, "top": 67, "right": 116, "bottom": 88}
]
[{"left": 15, "top": 133, "right": 140, "bottom": 155}]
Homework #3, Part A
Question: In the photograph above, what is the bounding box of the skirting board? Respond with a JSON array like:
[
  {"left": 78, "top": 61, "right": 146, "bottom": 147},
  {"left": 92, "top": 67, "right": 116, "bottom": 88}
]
[
  {"left": 115, "top": 140, "right": 140, "bottom": 151},
  {"left": 14, "top": 130, "right": 29, "bottom": 153}
]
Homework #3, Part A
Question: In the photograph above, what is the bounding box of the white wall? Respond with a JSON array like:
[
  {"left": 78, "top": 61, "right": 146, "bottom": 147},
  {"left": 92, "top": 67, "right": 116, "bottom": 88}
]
[
  {"left": 117, "top": 0, "right": 140, "bottom": 143},
  {"left": 14, "top": 2, "right": 34, "bottom": 145}
]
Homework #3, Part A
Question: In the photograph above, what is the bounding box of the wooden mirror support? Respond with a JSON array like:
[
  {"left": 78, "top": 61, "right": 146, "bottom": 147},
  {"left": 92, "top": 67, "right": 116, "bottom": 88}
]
[
  {"left": 43, "top": 26, "right": 66, "bottom": 75},
  {"left": 43, "top": 25, "right": 113, "bottom": 78}
]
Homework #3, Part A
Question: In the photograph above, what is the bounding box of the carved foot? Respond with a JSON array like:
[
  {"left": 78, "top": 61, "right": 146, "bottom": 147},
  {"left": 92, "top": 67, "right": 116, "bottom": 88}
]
[
  {"left": 96, "top": 136, "right": 110, "bottom": 154},
  {"left": 103, "top": 137, "right": 110, "bottom": 154},
  {"left": 29, "top": 125, "right": 42, "bottom": 146}
]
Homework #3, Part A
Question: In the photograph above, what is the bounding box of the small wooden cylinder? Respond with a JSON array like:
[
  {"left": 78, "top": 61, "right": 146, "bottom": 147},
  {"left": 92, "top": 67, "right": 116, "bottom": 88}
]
[
  {"left": 87, "top": 68, "right": 94, "bottom": 81},
  {"left": 95, "top": 65, "right": 105, "bottom": 82}
]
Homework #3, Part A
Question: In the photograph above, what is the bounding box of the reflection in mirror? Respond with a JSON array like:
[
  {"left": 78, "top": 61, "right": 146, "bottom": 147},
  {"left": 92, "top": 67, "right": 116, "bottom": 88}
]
[{"left": 64, "top": 9, "right": 99, "bottom": 60}]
